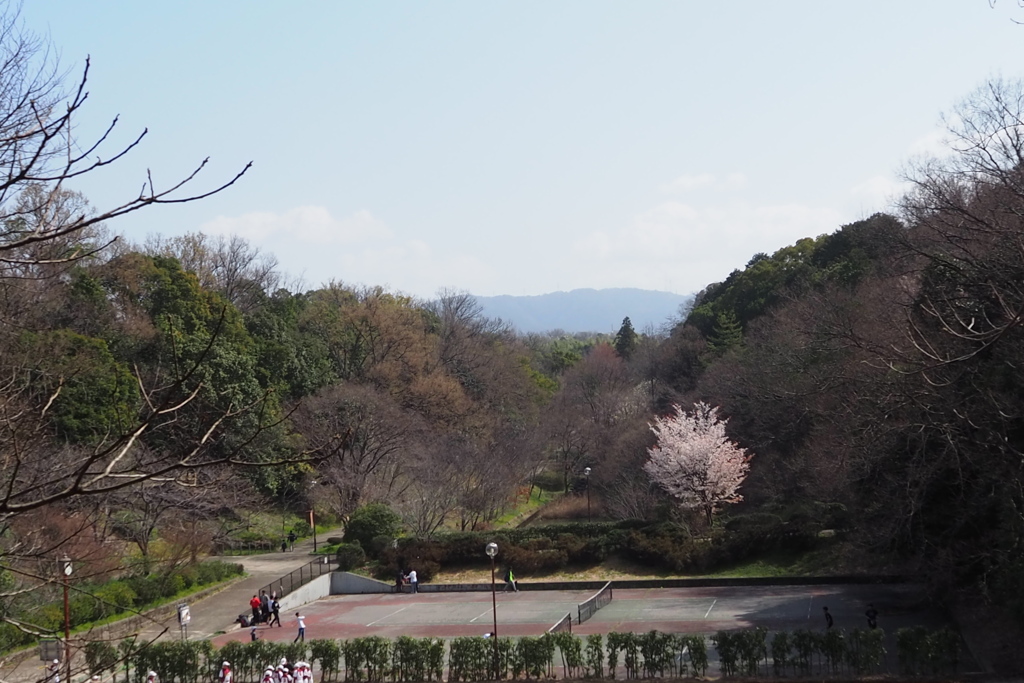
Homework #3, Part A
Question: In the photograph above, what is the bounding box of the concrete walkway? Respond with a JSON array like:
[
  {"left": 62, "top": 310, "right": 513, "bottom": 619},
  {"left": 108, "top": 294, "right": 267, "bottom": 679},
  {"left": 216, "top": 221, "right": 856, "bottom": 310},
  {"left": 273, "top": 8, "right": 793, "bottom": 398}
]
[{"left": 143, "top": 530, "right": 344, "bottom": 642}]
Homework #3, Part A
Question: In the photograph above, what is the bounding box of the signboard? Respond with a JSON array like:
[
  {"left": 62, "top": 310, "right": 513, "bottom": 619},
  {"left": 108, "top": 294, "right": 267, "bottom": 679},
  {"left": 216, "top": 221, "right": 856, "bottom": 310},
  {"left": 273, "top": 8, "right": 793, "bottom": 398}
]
[
  {"left": 177, "top": 603, "right": 191, "bottom": 626},
  {"left": 39, "top": 639, "right": 61, "bottom": 662}
]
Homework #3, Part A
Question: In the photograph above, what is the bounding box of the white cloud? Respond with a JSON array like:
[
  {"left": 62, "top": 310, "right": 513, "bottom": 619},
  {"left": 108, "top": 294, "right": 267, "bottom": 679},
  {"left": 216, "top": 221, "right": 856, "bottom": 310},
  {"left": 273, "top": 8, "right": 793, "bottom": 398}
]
[
  {"left": 574, "top": 200, "right": 842, "bottom": 293},
  {"left": 848, "top": 175, "right": 907, "bottom": 211},
  {"left": 199, "top": 205, "right": 496, "bottom": 297},
  {"left": 660, "top": 172, "right": 747, "bottom": 194},
  {"left": 908, "top": 128, "right": 950, "bottom": 158},
  {"left": 201, "top": 206, "right": 392, "bottom": 245}
]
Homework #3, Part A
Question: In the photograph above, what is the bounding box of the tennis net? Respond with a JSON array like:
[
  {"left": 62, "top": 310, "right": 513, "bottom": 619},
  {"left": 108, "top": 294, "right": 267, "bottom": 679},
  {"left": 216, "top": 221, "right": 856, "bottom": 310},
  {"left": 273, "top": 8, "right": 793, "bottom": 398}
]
[
  {"left": 577, "top": 581, "right": 613, "bottom": 624},
  {"left": 547, "top": 612, "right": 573, "bottom": 634}
]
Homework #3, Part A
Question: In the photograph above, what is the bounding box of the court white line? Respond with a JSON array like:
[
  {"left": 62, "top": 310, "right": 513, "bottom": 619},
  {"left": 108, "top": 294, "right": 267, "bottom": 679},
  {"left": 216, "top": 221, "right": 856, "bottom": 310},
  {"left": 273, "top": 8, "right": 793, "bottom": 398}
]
[
  {"left": 366, "top": 606, "right": 408, "bottom": 627},
  {"left": 470, "top": 608, "right": 493, "bottom": 623},
  {"left": 704, "top": 599, "right": 717, "bottom": 619}
]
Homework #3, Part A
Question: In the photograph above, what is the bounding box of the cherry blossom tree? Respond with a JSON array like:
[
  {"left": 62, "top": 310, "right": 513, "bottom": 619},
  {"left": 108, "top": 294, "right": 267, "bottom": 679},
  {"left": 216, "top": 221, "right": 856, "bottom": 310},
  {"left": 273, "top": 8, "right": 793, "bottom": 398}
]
[{"left": 644, "top": 402, "right": 752, "bottom": 525}]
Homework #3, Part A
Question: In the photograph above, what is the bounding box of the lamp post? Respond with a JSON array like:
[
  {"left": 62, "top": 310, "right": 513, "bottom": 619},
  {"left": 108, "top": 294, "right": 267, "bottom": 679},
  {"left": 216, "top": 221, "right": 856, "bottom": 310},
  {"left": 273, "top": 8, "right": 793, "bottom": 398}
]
[
  {"left": 583, "top": 467, "right": 592, "bottom": 523},
  {"left": 309, "top": 480, "right": 318, "bottom": 553},
  {"left": 485, "top": 542, "right": 499, "bottom": 676},
  {"left": 60, "top": 556, "right": 72, "bottom": 683}
]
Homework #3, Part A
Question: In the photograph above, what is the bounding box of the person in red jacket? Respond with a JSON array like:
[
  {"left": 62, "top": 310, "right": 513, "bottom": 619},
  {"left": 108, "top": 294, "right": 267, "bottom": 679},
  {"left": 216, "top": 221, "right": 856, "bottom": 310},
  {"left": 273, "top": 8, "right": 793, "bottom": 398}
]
[{"left": 249, "top": 595, "right": 262, "bottom": 624}]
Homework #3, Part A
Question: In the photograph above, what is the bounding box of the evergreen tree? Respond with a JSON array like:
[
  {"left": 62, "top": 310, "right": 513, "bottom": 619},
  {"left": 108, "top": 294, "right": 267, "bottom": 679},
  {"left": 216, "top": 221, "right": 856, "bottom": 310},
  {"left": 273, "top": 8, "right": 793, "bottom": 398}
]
[
  {"left": 707, "top": 311, "right": 743, "bottom": 354},
  {"left": 613, "top": 316, "right": 638, "bottom": 359}
]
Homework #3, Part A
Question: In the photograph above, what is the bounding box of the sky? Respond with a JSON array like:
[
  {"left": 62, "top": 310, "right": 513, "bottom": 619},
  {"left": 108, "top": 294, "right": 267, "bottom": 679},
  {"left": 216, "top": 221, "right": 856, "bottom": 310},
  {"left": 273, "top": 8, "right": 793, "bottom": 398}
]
[{"left": 22, "top": 1, "right": 1024, "bottom": 299}]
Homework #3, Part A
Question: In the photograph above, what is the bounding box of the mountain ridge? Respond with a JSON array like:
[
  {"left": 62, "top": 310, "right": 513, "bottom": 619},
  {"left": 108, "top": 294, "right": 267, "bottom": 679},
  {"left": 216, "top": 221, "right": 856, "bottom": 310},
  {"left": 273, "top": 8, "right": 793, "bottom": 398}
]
[{"left": 472, "top": 287, "right": 691, "bottom": 334}]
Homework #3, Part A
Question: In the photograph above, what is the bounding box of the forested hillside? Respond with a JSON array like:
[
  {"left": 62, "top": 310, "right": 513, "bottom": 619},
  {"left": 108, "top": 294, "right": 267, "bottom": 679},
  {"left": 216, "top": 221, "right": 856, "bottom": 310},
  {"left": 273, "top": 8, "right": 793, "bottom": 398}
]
[{"left": 4, "top": 5, "right": 1024, "bottom": 658}]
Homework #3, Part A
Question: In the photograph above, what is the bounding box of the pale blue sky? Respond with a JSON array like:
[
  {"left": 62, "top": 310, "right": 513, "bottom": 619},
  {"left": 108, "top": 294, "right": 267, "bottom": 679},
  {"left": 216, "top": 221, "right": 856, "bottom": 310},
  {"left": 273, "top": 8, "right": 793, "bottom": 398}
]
[{"left": 24, "top": 1, "right": 1024, "bottom": 297}]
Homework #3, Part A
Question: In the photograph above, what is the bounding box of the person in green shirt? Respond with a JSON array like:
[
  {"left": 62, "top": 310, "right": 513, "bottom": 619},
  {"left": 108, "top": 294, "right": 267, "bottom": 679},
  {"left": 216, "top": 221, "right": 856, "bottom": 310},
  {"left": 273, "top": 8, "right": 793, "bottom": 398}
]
[{"left": 503, "top": 566, "right": 519, "bottom": 593}]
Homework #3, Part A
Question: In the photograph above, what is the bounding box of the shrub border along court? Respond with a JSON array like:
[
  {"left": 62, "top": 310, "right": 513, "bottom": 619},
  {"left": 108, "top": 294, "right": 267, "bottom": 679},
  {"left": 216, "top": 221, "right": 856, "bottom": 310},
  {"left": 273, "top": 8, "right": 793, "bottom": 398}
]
[
  {"left": 113, "top": 626, "right": 962, "bottom": 682},
  {"left": 370, "top": 511, "right": 847, "bottom": 583}
]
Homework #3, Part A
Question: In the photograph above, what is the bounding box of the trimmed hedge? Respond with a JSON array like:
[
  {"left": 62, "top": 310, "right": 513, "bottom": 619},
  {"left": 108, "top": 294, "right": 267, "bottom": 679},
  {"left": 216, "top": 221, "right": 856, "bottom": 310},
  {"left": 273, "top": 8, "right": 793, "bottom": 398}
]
[
  {"left": 118, "top": 626, "right": 960, "bottom": 680},
  {"left": 373, "top": 514, "right": 822, "bottom": 579}
]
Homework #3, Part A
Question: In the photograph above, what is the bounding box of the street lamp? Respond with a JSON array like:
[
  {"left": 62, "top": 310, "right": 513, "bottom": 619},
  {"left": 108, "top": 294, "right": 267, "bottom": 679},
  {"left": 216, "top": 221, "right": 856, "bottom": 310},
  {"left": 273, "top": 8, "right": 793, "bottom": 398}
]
[
  {"left": 485, "top": 542, "right": 499, "bottom": 676},
  {"left": 60, "top": 556, "right": 72, "bottom": 683},
  {"left": 583, "top": 467, "right": 592, "bottom": 523},
  {"left": 309, "top": 480, "right": 318, "bottom": 553}
]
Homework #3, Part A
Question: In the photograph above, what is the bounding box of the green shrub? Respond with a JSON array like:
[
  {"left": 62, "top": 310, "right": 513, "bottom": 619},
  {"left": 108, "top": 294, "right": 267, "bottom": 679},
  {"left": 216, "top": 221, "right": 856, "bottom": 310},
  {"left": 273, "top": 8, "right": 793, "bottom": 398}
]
[
  {"left": 335, "top": 543, "right": 367, "bottom": 571},
  {"left": 345, "top": 503, "right": 403, "bottom": 551}
]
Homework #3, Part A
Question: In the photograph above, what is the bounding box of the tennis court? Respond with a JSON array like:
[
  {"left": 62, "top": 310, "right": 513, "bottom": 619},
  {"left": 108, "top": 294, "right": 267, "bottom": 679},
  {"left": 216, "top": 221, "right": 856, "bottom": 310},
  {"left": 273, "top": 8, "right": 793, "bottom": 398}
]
[{"left": 212, "top": 582, "right": 945, "bottom": 646}]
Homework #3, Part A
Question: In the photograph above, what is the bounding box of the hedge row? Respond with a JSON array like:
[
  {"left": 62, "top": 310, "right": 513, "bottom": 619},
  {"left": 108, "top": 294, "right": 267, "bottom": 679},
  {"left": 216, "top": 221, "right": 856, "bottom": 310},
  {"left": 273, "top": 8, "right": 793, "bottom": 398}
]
[
  {"left": 0, "top": 562, "right": 244, "bottom": 654},
  {"left": 104, "top": 626, "right": 960, "bottom": 682},
  {"left": 371, "top": 514, "right": 827, "bottom": 581}
]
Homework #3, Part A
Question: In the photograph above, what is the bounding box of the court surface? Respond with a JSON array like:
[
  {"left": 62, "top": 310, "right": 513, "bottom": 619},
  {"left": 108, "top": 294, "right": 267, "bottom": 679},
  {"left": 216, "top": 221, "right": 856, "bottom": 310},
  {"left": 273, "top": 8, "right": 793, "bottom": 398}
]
[{"left": 213, "top": 583, "right": 945, "bottom": 646}]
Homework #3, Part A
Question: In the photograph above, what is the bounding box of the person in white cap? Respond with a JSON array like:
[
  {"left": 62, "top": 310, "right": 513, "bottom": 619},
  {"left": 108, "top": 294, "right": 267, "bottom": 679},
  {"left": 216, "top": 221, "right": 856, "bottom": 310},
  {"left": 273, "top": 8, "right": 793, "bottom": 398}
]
[
  {"left": 219, "top": 662, "right": 232, "bottom": 683},
  {"left": 48, "top": 659, "right": 60, "bottom": 683},
  {"left": 261, "top": 667, "right": 275, "bottom": 683},
  {"left": 147, "top": 671, "right": 158, "bottom": 683}
]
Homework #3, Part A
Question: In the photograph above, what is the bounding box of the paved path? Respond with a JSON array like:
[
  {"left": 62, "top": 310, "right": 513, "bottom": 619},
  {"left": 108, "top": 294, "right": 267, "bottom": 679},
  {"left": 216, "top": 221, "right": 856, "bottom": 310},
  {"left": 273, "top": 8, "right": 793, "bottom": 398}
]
[{"left": 146, "top": 530, "right": 344, "bottom": 642}]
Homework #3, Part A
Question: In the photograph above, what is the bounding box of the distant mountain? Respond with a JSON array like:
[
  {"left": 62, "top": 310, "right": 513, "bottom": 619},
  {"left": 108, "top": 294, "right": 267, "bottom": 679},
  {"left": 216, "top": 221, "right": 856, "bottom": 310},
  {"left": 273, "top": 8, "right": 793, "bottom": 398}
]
[{"left": 473, "top": 288, "right": 691, "bottom": 334}]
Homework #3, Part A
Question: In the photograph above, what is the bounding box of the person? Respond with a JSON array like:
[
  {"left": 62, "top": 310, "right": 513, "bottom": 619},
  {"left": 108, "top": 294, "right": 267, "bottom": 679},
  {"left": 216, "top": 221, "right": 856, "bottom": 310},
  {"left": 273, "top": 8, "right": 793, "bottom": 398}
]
[
  {"left": 147, "top": 671, "right": 158, "bottom": 683},
  {"left": 219, "top": 662, "right": 233, "bottom": 683},
  {"left": 260, "top": 590, "right": 271, "bottom": 621},
  {"left": 269, "top": 596, "right": 282, "bottom": 627},
  {"left": 261, "top": 667, "right": 275, "bottom": 683},
  {"left": 48, "top": 659, "right": 60, "bottom": 683},
  {"left": 288, "top": 531, "right": 297, "bottom": 549},
  {"left": 823, "top": 606, "right": 833, "bottom": 629},
  {"left": 865, "top": 603, "right": 878, "bottom": 629},
  {"left": 405, "top": 568, "right": 418, "bottom": 594},
  {"left": 250, "top": 624, "right": 259, "bottom": 641},
  {"left": 294, "top": 612, "right": 306, "bottom": 642},
  {"left": 395, "top": 569, "right": 405, "bottom": 593},
  {"left": 249, "top": 594, "right": 262, "bottom": 624},
  {"left": 503, "top": 566, "right": 519, "bottom": 593}
]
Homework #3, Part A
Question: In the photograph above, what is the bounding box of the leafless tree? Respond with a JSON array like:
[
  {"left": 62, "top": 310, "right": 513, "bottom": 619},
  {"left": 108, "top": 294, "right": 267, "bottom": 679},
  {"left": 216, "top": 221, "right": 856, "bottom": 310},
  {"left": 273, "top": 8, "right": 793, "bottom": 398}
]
[
  {"left": 0, "top": 2, "right": 312, "bottom": 664},
  {"left": 143, "top": 233, "right": 280, "bottom": 313},
  {"left": 295, "top": 383, "right": 423, "bottom": 520}
]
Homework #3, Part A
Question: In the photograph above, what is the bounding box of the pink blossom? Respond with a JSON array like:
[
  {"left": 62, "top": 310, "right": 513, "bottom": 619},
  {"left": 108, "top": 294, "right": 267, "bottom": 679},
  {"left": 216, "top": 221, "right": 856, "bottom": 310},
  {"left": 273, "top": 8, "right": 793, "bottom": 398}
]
[{"left": 644, "top": 402, "right": 751, "bottom": 525}]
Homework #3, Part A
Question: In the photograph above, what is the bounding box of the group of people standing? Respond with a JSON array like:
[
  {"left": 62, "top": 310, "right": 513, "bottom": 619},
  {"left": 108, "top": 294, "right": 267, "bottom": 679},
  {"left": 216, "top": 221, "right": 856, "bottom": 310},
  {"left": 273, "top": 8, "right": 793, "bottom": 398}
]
[
  {"left": 248, "top": 590, "right": 282, "bottom": 627},
  {"left": 260, "top": 659, "right": 311, "bottom": 683},
  {"left": 219, "top": 659, "right": 311, "bottom": 683},
  {"left": 395, "top": 568, "right": 419, "bottom": 593}
]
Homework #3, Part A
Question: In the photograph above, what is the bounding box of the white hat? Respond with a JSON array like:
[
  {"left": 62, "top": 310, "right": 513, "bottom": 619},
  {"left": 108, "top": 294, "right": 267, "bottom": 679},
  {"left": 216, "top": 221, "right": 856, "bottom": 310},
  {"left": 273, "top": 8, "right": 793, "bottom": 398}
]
[
  {"left": 53, "top": 660, "right": 60, "bottom": 665},
  {"left": 148, "top": 673, "right": 157, "bottom": 678},
  {"left": 222, "top": 662, "right": 231, "bottom": 668},
  {"left": 280, "top": 658, "right": 288, "bottom": 665}
]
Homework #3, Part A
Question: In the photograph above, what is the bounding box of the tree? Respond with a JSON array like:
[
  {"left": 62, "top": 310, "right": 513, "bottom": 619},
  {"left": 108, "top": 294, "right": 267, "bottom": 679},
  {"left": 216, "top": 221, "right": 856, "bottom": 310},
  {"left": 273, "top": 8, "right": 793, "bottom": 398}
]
[
  {"left": 644, "top": 402, "right": 752, "bottom": 526},
  {"left": 613, "top": 317, "right": 638, "bottom": 359},
  {"left": 0, "top": 3, "right": 312, "bottom": 660}
]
